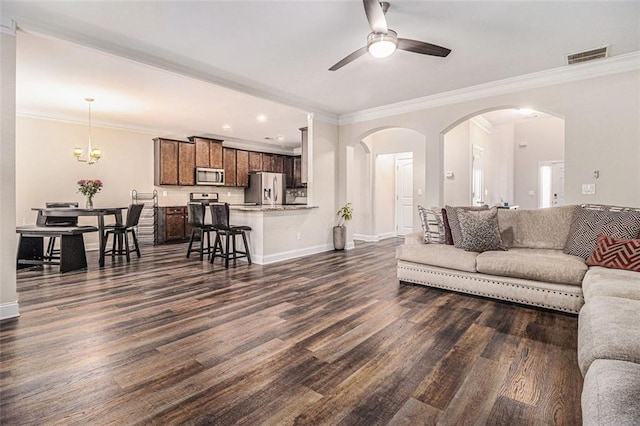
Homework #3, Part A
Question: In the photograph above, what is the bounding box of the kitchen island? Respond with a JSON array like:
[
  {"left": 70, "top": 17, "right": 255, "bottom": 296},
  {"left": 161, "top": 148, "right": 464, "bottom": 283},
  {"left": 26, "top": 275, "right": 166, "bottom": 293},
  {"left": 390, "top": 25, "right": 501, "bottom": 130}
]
[{"left": 228, "top": 204, "right": 325, "bottom": 265}]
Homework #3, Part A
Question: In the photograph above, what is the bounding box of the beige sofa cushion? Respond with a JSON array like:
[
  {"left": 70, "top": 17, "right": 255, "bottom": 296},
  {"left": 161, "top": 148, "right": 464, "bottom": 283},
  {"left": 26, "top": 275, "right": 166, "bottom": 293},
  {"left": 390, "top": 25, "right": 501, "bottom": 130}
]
[
  {"left": 476, "top": 248, "right": 587, "bottom": 285},
  {"left": 578, "top": 296, "right": 640, "bottom": 375},
  {"left": 582, "top": 359, "right": 640, "bottom": 426},
  {"left": 497, "top": 205, "right": 576, "bottom": 249},
  {"left": 396, "top": 243, "right": 478, "bottom": 273},
  {"left": 583, "top": 266, "right": 640, "bottom": 302}
]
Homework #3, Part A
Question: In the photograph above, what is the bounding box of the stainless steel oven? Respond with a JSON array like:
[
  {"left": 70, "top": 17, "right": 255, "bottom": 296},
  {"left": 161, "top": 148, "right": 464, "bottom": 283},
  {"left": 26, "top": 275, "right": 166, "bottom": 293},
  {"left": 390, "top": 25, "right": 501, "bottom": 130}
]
[{"left": 195, "top": 168, "right": 224, "bottom": 186}]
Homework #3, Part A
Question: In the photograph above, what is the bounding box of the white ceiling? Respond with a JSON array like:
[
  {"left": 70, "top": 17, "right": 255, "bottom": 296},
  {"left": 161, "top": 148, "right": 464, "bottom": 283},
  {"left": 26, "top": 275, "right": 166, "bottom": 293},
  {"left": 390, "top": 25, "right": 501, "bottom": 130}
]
[{"left": 4, "top": 1, "right": 640, "bottom": 141}]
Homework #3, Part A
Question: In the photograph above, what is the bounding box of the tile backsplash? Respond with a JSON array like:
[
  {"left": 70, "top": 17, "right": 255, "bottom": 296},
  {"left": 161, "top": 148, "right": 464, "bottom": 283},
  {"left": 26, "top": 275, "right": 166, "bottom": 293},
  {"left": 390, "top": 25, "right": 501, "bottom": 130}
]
[{"left": 155, "top": 186, "right": 245, "bottom": 207}]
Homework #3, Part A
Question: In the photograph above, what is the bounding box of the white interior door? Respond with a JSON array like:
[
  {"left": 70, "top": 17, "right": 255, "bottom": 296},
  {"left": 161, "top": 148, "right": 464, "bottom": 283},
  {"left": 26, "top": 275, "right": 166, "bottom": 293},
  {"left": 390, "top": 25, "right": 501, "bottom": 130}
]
[{"left": 395, "top": 157, "right": 413, "bottom": 236}]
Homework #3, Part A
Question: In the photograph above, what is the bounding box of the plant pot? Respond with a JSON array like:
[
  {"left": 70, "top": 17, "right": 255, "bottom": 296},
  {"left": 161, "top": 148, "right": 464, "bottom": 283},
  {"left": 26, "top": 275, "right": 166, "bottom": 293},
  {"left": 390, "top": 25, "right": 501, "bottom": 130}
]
[{"left": 333, "top": 225, "right": 346, "bottom": 251}]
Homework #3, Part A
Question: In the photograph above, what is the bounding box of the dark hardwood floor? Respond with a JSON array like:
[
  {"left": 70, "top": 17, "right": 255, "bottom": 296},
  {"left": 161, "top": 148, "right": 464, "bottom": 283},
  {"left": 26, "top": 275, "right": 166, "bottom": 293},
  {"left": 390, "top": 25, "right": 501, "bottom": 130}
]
[{"left": 1, "top": 238, "right": 582, "bottom": 425}]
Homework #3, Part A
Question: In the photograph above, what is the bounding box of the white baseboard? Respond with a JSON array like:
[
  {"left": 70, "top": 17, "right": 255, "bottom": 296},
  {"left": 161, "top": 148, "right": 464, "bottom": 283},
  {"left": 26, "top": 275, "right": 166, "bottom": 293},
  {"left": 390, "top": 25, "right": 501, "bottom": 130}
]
[
  {"left": 253, "top": 243, "right": 335, "bottom": 265},
  {"left": 354, "top": 232, "right": 397, "bottom": 242},
  {"left": 0, "top": 301, "right": 20, "bottom": 320}
]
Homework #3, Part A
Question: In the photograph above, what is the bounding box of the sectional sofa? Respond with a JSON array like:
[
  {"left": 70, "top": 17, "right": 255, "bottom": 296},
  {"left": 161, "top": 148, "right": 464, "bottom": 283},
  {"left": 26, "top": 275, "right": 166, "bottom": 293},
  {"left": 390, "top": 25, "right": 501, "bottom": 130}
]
[{"left": 396, "top": 204, "right": 640, "bottom": 425}]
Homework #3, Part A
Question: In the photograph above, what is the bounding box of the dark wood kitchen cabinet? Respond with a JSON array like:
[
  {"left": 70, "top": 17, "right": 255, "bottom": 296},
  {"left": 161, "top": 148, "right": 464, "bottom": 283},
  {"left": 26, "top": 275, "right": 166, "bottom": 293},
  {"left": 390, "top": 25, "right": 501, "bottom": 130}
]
[
  {"left": 273, "top": 155, "right": 284, "bottom": 174},
  {"left": 158, "top": 206, "right": 191, "bottom": 243},
  {"left": 190, "top": 136, "right": 223, "bottom": 169},
  {"left": 283, "top": 156, "right": 294, "bottom": 188},
  {"left": 293, "top": 156, "right": 304, "bottom": 188},
  {"left": 154, "top": 138, "right": 179, "bottom": 185},
  {"left": 249, "top": 151, "right": 262, "bottom": 172},
  {"left": 178, "top": 142, "right": 195, "bottom": 186},
  {"left": 262, "top": 153, "right": 275, "bottom": 172},
  {"left": 154, "top": 138, "right": 194, "bottom": 186},
  {"left": 236, "top": 150, "right": 249, "bottom": 187},
  {"left": 223, "top": 147, "right": 237, "bottom": 187}
]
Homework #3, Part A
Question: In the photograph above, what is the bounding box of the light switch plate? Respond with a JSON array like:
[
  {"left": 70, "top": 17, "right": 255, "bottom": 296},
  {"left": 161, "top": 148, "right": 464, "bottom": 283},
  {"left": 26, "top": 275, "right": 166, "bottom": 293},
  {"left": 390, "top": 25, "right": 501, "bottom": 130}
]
[{"left": 582, "top": 184, "right": 596, "bottom": 195}]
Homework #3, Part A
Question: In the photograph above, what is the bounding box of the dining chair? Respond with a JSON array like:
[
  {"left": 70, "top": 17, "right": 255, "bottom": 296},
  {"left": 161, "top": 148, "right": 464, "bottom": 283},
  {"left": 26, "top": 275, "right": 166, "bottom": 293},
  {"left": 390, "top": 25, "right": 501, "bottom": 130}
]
[
  {"left": 209, "top": 202, "right": 252, "bottom": 268},
  {"left": 102, "top": 203, "right": 144, "bottom": 262},
  {"left": 43, "top": 202, "right": 79, "bottom": 260},
  {"left": 186, "top": 202, "right": 216, "bottom": 261}
]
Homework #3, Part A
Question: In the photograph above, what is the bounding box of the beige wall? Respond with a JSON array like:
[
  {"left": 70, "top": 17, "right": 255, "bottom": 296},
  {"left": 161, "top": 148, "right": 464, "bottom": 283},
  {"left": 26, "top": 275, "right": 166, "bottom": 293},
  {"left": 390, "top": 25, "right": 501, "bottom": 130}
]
[
  {"left": 443, "top": 121, "right": 471, "bottom": 206},
  {"left": 374, "top": 153, "right": 396, "bottom": 235},
  {"left": 513, "top": 117, "right": 565, "bottom": 209},
  {"left": 1, "top": 31, "right": 18, "bottom": 319},
  {"left": 339, "top": 70, "right": 640, "bottom": 212}
]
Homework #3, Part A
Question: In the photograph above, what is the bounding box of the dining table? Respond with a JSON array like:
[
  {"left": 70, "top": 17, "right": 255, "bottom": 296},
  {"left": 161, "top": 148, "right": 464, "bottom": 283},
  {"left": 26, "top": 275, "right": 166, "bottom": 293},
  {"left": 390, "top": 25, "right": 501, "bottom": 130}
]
[{"left": 32, "top": 206, "right": 126, "bottom": 267}]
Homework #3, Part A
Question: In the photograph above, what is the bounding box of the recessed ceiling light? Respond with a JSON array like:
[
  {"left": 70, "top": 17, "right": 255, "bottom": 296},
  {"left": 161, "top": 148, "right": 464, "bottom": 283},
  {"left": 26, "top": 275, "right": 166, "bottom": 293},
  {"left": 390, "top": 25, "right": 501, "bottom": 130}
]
[
  {"left": 276, "top": 135, "right": 284, "bottom": 142},
  {"left": 257, "top": 114, "right": 268, "bottom": 123},
  {"left": 222, "top": 124, "right": 232, "bottom": 132},
  {"left": 518, "top": 108, "right": 534, "bottom": 116}
]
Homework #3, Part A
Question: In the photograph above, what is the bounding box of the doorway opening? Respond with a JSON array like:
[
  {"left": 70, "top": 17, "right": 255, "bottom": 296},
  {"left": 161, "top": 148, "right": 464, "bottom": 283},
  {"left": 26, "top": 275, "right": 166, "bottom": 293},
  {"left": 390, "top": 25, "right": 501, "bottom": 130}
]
[
  {"left": 395, "top": 154, "right": 413, "bottom": 236},
  {"left": 539, "top": 161, "right": 565, "bottom": 208}
]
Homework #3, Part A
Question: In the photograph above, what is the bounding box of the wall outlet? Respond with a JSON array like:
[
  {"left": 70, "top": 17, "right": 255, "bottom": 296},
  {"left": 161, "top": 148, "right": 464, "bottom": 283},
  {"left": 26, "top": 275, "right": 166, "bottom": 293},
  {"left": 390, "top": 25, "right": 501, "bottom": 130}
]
[
  {"left": 582, "top": 183, "right": 596, "bottom": 195},
  {"left": 528, "top": 190, "right": 535, "bottom": 196},
  {"left": 162, "top": 191, "right": 167, "bottom": 197},
  {"left": 296, "top": 232, "right": 302, "bottom": 240}
]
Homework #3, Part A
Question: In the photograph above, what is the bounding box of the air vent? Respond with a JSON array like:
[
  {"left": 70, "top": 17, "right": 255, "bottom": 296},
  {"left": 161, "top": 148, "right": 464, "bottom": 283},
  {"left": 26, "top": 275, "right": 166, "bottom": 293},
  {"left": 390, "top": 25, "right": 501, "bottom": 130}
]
[{"left": 567, "top": 46, "right": 608, "bottom": 65}]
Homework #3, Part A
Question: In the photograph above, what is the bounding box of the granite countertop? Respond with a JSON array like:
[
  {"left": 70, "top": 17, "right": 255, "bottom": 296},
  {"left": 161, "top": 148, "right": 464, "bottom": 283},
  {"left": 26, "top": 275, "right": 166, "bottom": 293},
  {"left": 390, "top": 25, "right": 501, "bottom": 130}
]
[{"left": 229, "top": 204, "right": 318, "bottom": 212}]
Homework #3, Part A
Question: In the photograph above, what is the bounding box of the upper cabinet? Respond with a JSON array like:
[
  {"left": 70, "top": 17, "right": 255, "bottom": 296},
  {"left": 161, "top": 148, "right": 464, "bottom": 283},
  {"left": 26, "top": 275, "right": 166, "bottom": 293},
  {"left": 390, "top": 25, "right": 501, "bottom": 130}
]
[
  {"left": 236, "top": 150, "right": 249, "bottom": 187},
  {"left": 155, "top": 136, "right": 303, "bottom": 188},
  {"left": 300, "top": 127, "right": 308, "bottom": 184},
  {"left": 249, "top": 151, "right": 262, "bottom": 172},
  {"left": 178, "top": 142, "right": 195, "bottom": 186},
  {"left": 154, "top": 138, "right": 195, "bottom": 186},
  {"left": 189, "top": 136, "right": 223, "bottom": 169},
  {"left": 223, "top": 147, "right": 237, "bottom": 187}
]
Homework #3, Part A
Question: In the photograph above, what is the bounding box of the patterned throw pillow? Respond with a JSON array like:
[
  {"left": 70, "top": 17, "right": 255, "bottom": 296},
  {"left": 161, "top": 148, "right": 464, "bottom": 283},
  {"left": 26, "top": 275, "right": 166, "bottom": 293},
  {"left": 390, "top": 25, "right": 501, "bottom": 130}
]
[
  {"left": 445, "top": 205, "right": 489, "bottom": 248},
  {"left": 564, "top": 207, "right": 640, "bottom": 259},
  {"left": 586, "top": 235, "right": 640, "bottom": 272},
  {"left": 456, "top": 207, "right": 506, "bottom": 252},
  {"left": 441, "top": 208, "right": 453, "bottom": 245},
  {"left": 418, "top": 206, "right": 445, "bottom": 244}
]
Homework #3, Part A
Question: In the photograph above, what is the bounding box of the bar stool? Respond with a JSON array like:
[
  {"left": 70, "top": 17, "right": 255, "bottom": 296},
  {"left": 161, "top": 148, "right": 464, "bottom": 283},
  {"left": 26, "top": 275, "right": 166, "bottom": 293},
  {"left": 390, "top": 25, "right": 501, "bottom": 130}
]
[
  {"left": 186, "top": 202, "right": 215, "bottom": 261},
  {"left": 102, "top": 204, "right": 144, "bottom": 262},
  {"left": 43, "top": 202, "right": 79, "bottom": 260},
  {"left": 209, "top": 203, "right": 252, "bottom": 268}
]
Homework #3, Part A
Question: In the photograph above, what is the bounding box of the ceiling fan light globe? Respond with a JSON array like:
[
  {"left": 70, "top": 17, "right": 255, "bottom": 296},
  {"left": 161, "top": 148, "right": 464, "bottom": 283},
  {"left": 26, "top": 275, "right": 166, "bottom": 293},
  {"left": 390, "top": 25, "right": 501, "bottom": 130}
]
[{"left": 367, "top": 30, "right": 398, "bottom": 58}]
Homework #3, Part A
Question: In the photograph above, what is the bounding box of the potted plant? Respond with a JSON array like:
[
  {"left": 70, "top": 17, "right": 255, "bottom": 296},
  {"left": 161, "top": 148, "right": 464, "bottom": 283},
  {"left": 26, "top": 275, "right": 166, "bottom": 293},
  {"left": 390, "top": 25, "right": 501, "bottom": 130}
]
[{"left": 334, "top": 202, "right": 353, "bottom": 250}]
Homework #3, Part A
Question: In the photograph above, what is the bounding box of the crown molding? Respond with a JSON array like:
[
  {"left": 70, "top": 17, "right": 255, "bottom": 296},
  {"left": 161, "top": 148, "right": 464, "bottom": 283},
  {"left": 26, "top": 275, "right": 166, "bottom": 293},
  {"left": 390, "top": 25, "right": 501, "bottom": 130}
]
[
  {"left": 16, "top": 110, "right": 297, "bottom": 155},
  {"left": 1, "top": 19, "right": 17, "bottom": 35},
  {"left": 339, "top": 51, "right": 640, "bottom": 125},
  {"left": 470, "top": 116, "right": 493, "bottom": 134}
]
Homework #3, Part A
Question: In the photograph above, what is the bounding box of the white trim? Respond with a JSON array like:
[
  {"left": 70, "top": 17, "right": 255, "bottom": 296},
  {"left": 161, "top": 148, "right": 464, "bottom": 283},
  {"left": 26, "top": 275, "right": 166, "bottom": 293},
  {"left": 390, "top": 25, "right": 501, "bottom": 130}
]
[
  {"left": 0, "top": 20, "right": 17, "bottom": 35},
  {"left": 354, "top": 232, "right": 397, "bottom": 242},
  {"left": 470, "top": 116, "right": 493, "bottom": 134},
  {"left": 0, "top": 301, "right": 20, "bottom": 320},
  {"left": 16, "top": 110, "right": 297, "bottom": 155},
  {"left": 339, "top": 51, "right": 640, "bottom": 124},
  {"left": 252, "top": 243, "right": 336, "bottom": 265}
]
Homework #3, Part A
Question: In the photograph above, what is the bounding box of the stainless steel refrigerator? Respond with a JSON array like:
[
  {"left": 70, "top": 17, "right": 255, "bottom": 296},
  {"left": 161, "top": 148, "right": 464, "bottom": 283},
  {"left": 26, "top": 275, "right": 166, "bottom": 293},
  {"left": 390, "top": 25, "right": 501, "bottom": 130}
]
[{"left": 244, "top": 172, "right": 285, "bottom": 205}]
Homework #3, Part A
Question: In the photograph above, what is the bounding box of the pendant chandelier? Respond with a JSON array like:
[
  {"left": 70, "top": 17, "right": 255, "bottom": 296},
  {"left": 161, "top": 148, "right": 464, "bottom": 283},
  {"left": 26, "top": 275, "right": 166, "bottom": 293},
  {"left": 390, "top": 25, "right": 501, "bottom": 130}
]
[{"left": 73, "top": 97, "right": 101, "bottom": 165}]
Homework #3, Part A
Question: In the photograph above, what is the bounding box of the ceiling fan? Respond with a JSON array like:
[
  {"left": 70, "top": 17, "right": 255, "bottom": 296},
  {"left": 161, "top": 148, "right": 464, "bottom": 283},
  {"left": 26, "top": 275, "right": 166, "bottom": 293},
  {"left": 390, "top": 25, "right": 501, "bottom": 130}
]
[{"left": 329, "top": 0, "right": 451, "bottom": 71}]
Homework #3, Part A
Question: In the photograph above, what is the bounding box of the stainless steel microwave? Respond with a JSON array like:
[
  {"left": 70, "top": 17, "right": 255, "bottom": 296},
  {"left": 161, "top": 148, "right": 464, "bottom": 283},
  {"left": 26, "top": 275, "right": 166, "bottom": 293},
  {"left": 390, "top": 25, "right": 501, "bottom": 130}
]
[{"left": 195, "top": 167, "right": 225, "bottom": 186}]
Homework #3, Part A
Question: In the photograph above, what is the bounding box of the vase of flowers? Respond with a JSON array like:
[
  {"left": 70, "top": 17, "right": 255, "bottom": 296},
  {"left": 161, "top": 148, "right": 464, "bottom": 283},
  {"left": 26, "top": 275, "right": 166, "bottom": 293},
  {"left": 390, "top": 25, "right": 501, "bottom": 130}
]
[
  {"left": 77, "top": 179, "right": 103, "bottom": 209},
  {"left": 333, "top": 202, "right": 353, "bottom": 250}
]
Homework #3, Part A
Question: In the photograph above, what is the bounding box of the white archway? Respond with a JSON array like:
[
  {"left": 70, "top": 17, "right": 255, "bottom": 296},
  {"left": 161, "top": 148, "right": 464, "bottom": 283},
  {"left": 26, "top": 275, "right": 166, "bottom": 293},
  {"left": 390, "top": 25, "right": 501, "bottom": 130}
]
[{"left": 441, "top": 106, "right": 565, "bottom": 209}]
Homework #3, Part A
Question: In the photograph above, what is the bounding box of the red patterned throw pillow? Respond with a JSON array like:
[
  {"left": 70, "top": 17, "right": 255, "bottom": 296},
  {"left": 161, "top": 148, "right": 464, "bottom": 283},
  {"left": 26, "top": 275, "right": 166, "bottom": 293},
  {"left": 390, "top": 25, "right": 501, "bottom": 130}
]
[{"left": 586, "top": 235, "right": 640, "bottom": 272}]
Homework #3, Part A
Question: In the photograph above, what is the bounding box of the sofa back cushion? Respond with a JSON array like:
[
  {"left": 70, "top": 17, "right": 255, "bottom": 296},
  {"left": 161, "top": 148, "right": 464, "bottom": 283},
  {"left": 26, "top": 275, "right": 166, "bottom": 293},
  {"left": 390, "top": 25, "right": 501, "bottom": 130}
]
[{"left": 497, "top": 205, "right": 576, "bottom": 249}]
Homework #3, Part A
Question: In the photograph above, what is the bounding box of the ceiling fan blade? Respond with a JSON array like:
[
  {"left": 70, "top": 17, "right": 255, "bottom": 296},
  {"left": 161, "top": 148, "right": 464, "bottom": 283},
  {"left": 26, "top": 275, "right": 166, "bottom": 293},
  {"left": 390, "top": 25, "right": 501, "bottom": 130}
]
[
  {"left": 363, "top": 0, "right": 388, "bottom": 34},
  {"left": 397, "top": 38, "right": 451, "bottom": 57},
  {"left": 329, "top": 46, "right": 369, "bottom": 71}
]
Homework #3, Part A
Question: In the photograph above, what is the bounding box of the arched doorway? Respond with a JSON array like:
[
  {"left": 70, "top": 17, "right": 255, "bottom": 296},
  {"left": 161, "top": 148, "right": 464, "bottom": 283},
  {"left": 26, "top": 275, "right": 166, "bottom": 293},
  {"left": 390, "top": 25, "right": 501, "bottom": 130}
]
[
  {"left": 442, "top": 107, "right": 565, "bottom": 209},
  {"left": 348, "top": 127, "right": 427, "bottom": 241}
]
